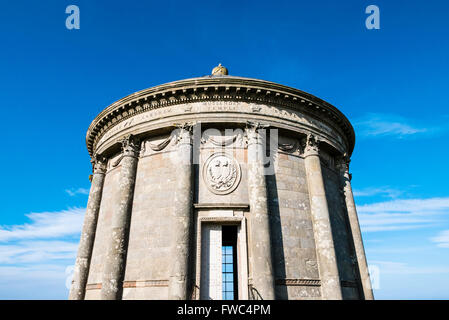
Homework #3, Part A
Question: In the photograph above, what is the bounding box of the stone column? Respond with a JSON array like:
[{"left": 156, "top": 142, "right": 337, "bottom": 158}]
[
  {"left": 338, "top": 157, "right": 374, "bottom": 300},
  {"left": 246, "top": 123, "right": 275, "bottom": 300},
  {"left": 101, "top": 135, "right": 140, "bottom": 300},
  {"left": 69, "top": 155, "right": 107, "bottom": 300},
  {"left": 168, "top": 124, "right": 193, "bottom": 300},
  {"left": 303, "top": 134, "right": 342, "bottom": 300}
]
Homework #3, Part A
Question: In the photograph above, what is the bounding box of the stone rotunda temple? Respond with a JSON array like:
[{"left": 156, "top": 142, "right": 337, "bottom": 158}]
[{"left": 69, "top": 65, "right": 373, "bottom": 300}]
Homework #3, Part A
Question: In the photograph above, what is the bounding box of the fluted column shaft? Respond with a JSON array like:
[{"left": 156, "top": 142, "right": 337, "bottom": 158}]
[
  {"left": 304, "top": 135, "right": 342, "bottom": 300},
  {"left": 339, "top": 160, "right": 374, "bottom": 300},
  {"left": 246, "top": 125, "right": 275, "bottom": 300},
  {"left": 101, "top": 135, "right": 140, "bottom": 300},
  {"left": 69, "top": 155, "right": 107, "bottom": 300},
  {"left": 168, "top": 125, "right": 193, "bottom": 300}
]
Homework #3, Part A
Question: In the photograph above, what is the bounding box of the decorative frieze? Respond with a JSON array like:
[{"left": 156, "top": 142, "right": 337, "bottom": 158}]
[
  {"left": 200, "top": 129, "right": 246, "bottom": 150},
  {"left": 148, "top": 135, "right": 173, "bottom": 151},
  {"left": 87, "top": 78, "right": 355, "bottom": 158},
  {"left": 278, "top": 141, "right": 299, "bottom": 153},
  {"left": 93, "top": 100, "right": 347, "bottom": 158},
  {"left": 201, "top": 134, "right": 237, "bottom": 147}
]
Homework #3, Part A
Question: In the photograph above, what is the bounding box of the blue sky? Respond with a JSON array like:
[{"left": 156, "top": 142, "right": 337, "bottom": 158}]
[{"left": 0, "top": 0, "right": 448, "bottom": 299}]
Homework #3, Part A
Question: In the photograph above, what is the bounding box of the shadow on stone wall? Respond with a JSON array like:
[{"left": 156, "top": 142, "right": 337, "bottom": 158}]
[
  {"left": 266, "top": 172, "right": 288, "bottom": 300},
  {"left": 322, "top": 166, "right": 363, "bottom": 300}
]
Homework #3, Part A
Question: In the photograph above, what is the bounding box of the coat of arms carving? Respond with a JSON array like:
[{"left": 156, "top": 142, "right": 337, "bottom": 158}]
[{"left": 203, "top": 153, "right": 241, "bottom": 195}]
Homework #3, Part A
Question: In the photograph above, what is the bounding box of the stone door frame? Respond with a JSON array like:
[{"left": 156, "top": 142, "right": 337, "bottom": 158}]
[{"left": 193, "top": 207, "right": 249, "bottom": 300}]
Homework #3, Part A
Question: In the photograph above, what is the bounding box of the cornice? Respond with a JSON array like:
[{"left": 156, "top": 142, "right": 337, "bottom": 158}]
[{"left": 86, "top": 76, "right": 355, "bottom": 157}]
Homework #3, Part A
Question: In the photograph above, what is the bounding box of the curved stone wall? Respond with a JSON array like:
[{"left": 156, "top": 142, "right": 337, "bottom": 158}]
[{"left": 69, "top": 75, "right": 373, "bottom": 300}]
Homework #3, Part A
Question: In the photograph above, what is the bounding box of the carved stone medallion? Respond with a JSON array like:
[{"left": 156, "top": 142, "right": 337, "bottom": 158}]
[{"left": 203, "top": 153, "right": 241, "bottom": 195}]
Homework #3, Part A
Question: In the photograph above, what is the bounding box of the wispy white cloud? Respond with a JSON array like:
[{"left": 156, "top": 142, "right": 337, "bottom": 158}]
[
  {"left": 358, "top": 198, "right": 449, "bottom": 214},
  {"left": 0, "top": 208, "right": 84, "bottom": 298},
  {"left": 357, "top": 197, "right": 449, "bottom": 232},
  {"left": 0, "top": 264, "right": 72, "bottom": 299},
  {"left": 370, "top": 260, "right": 449, "bottom": 275},
  {"left": 354, "top": 113, "right": 437, "bottom": 138},
  {"left": 0, "top": 264, "right": 68, "bottom": 280},
  {"left": 65, "top": 188, "right": 89, "bottom": 197},
  {"left": 431, "top": 230, "right": 449, "bottom": 248},
  {"left": 0, "top": 241, "right": 78, "bottom": 264},
  {"left": 0, "top": 208, "right": 85, "bottom": 242},
  {"left": 366, "top": 246, "right": 431, "bottom": 254},
  {"left": 353, "top": 187, "right": 402, "bottom": 198}
]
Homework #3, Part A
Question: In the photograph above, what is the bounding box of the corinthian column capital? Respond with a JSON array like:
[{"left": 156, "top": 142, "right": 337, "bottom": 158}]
[
  {"left": 91, "top": 154, "right": 107, "bottom": 174},
  {"left": 174, "top": 122, "right": 194, "bottom": 145},
  {"left": 245, "top": 121, "right": 269, "bottom": 146},
  {"left": 121, "top": 134, "right": 140, "bottom": 158},
  {"left": 336, "top": 154, "right": 350, "bottom": 172},
  {"left": 303, "top": 134, "right": 320, "bottom": 157},
  {"left": 336, "top": 154, "right": 353, "bottom": 182}
]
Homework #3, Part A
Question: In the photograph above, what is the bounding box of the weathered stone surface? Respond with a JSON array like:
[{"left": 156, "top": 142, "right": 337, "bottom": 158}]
[
  {"left": 268, "top": 153, "right": 321, "bottom": 300},
  {"left": 85, "top": 159, "right": 121, "bottom": 288},
  {"left": 322, "top": 165, "right": 360, "bottom": 299},
  {"left": 69, "top": 155, "right": 106, "bottom": 300},
  {"left": 101, "top": 135, "right": 140, "bottom": 300},
  {"left": 74, "top": 73, "right": 370, "bottom": 300},
  {"left": 69, "top": 156, "right": 106, "bottom": 300},
  {"left": 304, "top": 135, "right": 343, "bottom": 300},
  {"left": 168, "top": 126, "right": 194, "bottom": 300},
  {"left": 337, "top": 159, "right": 374, "bottom": 300},
  {"left": 246, "top": 124, "right": 275, "bottom": 300},
  {"left": 123, "top": 154, "right": 175, "bottom": 288}
]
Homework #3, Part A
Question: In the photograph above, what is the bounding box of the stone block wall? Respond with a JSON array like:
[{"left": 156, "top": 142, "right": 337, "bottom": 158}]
[
  {"left": 122, "top": 150, "right": 178, "bottom": 299},
  {"left": 80, "top": 131, "right": 365, "bottom": 300},
  {"left": 268, "top": 151, "right": 321, "bottom": 300},
  {"left": 74, "top": 75, "right": 369, "bottom": 301}
]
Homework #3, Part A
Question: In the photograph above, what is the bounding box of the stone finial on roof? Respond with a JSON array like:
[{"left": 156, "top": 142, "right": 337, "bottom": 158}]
[{"left": 211, "top": 63, "right": 228, "bottom": 76}]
